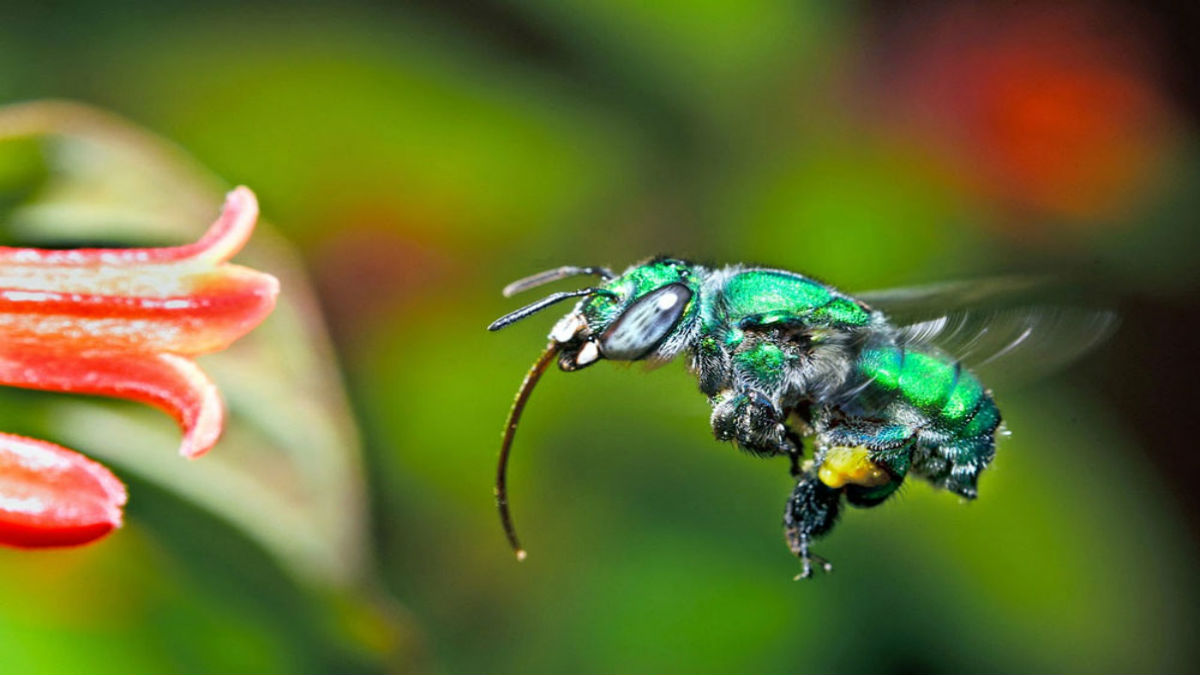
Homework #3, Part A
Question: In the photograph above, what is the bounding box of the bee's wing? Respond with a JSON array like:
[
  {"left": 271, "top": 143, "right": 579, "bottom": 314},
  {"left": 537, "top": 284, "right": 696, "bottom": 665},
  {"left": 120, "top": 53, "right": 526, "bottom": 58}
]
[{"left": 857, "top": 277, "right": 1118, "bottom": 385}]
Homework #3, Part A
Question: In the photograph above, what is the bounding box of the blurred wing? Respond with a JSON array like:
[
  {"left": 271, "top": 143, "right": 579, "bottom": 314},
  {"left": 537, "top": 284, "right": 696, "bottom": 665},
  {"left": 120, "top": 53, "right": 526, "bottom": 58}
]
[{"left": 858, "top": 277, "right": 1118, "bottom": 385}]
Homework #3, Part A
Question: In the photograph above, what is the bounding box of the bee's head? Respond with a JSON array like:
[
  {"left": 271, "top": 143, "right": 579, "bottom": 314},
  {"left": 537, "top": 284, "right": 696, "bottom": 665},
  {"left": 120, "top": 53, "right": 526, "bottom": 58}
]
[
  {"left": 488, "top": 258, "right": 702, "bottom": 371},
  {"left": 488, "top": 258, "right": 703, "bottom": 560}
]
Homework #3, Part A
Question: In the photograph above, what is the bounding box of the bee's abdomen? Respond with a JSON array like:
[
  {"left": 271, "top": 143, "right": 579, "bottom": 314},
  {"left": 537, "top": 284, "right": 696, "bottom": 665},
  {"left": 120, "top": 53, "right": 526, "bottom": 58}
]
[
  {"left": 855, "top": 346, "right": 1001, "bottom": 498},
  {"left": 857, "top": 347, "right": 989, "bottom": 427}
]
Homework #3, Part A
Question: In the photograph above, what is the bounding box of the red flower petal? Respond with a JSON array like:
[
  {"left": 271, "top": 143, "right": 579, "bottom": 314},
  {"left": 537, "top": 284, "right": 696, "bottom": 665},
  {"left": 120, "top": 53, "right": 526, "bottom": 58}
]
[
  {"left": 0, "top": 349, "right": 223, "bottom": 458},
  {"left": 0, "top": 186, "right": 259, "bottom": 267},
  {"left": 0, "top": 188, "right": 279, "bottom": 356},
  {"left": 0, "top": 266, "right": 279, "bottom": 355},
  {"left": 0, "top": 432, "right": 127, "bottom": 548}
]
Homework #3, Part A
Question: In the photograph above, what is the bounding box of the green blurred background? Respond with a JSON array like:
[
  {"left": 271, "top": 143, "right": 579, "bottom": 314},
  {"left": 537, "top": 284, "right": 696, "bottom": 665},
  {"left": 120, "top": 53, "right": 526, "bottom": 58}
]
[{"left": 0, "top": 1, "right": 1198, "bottom": 673}]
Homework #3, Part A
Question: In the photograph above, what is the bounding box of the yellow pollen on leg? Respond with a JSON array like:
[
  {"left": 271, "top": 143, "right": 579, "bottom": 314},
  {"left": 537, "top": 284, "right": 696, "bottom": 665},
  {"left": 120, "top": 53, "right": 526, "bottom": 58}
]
[{"left": 818, "top": 446, "right": 891, "bottom": 489}]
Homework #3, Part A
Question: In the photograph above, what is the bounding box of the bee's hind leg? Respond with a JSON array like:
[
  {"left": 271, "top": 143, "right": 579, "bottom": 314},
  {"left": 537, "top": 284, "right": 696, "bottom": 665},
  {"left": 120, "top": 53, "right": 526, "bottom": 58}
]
[{"left": 783, "top": 475, "right": 841, "bottom": 580}]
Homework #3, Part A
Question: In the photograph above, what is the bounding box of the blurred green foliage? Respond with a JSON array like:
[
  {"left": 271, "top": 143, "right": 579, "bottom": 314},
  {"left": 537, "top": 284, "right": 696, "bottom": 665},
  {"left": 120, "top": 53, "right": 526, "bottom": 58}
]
[{"left": 0, "top": 1, "right": 1197, "bottom": 673}]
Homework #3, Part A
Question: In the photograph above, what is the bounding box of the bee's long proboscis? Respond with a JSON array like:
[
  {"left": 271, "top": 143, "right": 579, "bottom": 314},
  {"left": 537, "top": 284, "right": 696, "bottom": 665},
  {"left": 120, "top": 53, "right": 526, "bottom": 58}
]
[{"left": 495, "top": 341, "right": 560, "bottom": 561}]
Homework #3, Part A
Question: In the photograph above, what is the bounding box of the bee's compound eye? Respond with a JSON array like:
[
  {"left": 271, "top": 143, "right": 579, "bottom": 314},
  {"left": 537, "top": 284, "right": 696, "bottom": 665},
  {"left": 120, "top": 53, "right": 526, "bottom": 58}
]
[{"left": 599, "top": 283, "right": 692, "bottom": 360}]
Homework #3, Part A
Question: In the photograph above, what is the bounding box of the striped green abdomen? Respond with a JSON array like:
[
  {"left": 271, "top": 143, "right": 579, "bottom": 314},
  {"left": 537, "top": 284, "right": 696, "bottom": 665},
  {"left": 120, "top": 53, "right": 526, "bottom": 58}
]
[{"left": 857, "top": 346, "right": 999, "bottom": 440}]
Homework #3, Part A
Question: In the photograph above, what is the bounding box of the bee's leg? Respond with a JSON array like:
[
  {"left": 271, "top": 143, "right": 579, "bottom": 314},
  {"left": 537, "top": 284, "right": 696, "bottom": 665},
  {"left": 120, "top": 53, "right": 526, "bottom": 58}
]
[
  {"left": 784, "top": 426, "right": 805, "bottom": 478},
  {"left": 843, "top": 474, "right": 902, "bottom": 507},
  {"left": 710, "top": 389, "right": 797, "bottom": 459},
  {"left": 783, "top": 475, "right": 840, "bottom": 580},
  {"left": 844, "top": 445, "right": 911, "bottom": 507},
  {"left": 783, "top": 440, "right": 910, "bottom": 578}
]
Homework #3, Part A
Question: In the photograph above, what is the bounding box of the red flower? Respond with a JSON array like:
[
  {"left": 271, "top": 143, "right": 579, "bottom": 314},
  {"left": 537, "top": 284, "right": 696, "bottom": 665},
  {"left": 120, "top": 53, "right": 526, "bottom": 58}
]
[
  {"left": 0, "top": 187, "right": 278, "bottom": 548},
  {"left": 869, "top": 2, "right": 1174, "bottom": 223}
]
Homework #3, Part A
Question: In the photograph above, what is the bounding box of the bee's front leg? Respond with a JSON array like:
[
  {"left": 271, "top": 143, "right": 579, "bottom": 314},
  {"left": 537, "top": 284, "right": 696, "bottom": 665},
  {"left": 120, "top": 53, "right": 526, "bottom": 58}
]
[
  {"left": 783, "top": 475, "right": 841, "bottom": 580},
  {"left": 710, "top": 389, "right": 799, "bottom": 460}
]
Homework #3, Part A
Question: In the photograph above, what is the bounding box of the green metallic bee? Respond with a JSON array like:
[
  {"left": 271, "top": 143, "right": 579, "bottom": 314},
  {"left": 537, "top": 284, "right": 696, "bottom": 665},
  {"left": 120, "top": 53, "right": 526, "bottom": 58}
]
[{"left": 488, "top": 258, "right": 1114, "bottom": 578}]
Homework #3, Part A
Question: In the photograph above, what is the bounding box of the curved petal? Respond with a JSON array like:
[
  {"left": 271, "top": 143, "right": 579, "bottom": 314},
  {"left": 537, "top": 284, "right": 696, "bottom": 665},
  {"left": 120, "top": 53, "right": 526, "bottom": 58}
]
[
  {"left": 0, "top": 432, "right": 127, "bottom": 548},
  {"left": 0, "top": 350, "right": 223, "bottom": 458},
  {"left": 0, "top": 187, "right": 259, "bottom": 267},
  {"left": 0, "top": 265, "right": 279, "bottom": 355},
  {"left": 158, "top": 186, "right": 260, "bottom": 265}
]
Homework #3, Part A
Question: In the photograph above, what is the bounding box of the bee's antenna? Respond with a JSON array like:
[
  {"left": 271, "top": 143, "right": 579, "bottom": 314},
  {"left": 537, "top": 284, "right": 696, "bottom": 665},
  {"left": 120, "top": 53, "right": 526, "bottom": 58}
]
[
  {"left": 503, "top": 266, "right": 614, "bottom": 297},
  {"left": 488, "top": 288, "right": 614, "bottom": 331},
  {"left": 495, "top": 342, "right": 560, "bottom": 561}
]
